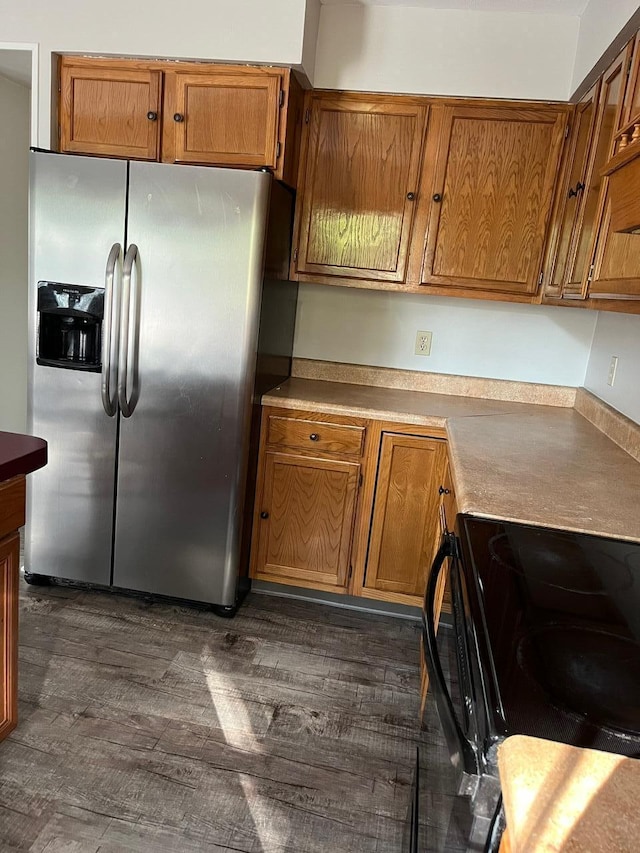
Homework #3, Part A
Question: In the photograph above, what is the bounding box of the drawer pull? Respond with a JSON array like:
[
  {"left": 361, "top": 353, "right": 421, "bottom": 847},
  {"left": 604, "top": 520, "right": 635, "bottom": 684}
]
[
  {"left": 439, "top": 486, "right": 451, "bottom": 495},
  {"left": 309, "top": 433, "right": 320, "bottom": 441},
  {"left": 260, "top": 511, "right": 269, "bottom": 520}
]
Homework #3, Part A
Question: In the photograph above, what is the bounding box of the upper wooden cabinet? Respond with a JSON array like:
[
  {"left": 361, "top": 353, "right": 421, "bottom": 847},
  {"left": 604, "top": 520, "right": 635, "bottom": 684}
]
[
  {"left": 292, "top": 92, "right": 568, "bottom": 300},
  {"left": 546, "top": 82, "right": 601, "bottom": 297},
  {"left": 562, "top": 44, "right": 632, "bottom": 299},
  {"left": 588, "top": 38, "right": 640, "bottom": 301},
  {"left": 60, "top": 63, "right": 162, "bottom": 160},
  {"left": 418, "top": 104, "right": 567, "bottom": 296},
  {"left": 293, "top": 93, "right": 428, "bottom": 282},
  {"left": 58, "top": 57, "right": 302, "bottom": 185},
  {"left": 161, "top": 69, "right": 282, "bottom": 168}
]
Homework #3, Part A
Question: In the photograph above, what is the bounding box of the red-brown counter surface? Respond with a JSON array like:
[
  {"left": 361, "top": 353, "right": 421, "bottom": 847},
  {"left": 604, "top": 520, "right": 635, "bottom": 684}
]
[{"left": 0, "top": 431, "right": 47, "bottom": 482}]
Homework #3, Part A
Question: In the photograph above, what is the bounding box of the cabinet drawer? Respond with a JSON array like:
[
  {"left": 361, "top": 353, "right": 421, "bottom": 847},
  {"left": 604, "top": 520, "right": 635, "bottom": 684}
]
[
  {"left": 0, "top": 477, "right": 25, "bottom": 542},
  {"left": 266, "top": 416, "right": 365, "bottom": 456}
]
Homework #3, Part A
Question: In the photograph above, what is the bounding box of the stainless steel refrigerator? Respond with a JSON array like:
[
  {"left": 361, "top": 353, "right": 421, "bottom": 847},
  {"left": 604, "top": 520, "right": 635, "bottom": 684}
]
[{"left": 26, "top": 150, "right": 297, "bottom": 613}]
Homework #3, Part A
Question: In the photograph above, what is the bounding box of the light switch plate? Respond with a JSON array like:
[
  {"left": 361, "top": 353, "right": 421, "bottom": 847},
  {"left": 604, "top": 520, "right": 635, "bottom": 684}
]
[{"left": 607, "top": 355, "right": 619, "bottom": 387}]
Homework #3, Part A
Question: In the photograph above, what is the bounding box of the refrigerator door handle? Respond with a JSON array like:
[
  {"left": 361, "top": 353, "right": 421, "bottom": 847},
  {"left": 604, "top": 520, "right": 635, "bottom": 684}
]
[
  {"left": 118, "top": 243, "right": 140, "bottom": 418},
  {"left": 101, "top": 242, "right": 122, "bottom": 417}
]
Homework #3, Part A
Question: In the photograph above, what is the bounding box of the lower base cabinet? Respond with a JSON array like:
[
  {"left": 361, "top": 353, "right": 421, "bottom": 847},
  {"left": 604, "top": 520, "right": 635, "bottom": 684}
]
[
  {"left": 364, "top": 433, "right": 447, "bottom": 601},
  {"left": 0, "top": 476, "right": 25, "bottom": 743},
  {"left": 250, "top": 409, "right": 452, "bottom": 608},
  {"left": 253, "top": 451, "right": 360, "bottom": 590}
]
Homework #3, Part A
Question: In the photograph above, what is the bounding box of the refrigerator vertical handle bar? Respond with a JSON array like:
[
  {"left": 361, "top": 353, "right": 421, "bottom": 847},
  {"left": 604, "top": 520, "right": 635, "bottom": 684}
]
[
  {"left": 101, "top": 243, "right": 121, "bottom": 417},
  {"left": 118, "top": 244, "right": 140, "bottom": 418}
]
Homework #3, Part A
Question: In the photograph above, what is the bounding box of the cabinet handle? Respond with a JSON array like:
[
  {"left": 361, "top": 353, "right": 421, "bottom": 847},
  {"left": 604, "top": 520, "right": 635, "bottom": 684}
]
[
  {"left": 439, "top": 486, "right": 451, "bottom": 495},
  {"left": 260, "top": 511, "right": 269, "bottom": 520},
  {"left": 568, "top": 181, "right": 585, "bottom": 198},
  {"left": 173, "top": 113, "right": 185, "bottom": 123},
  {"left": 406, "top": 192, "right": 416, "bottom": 201},
  {"left": 309, "top": 433, "right": 319, "bottom": 441},
  {"left": 147, "top": 111, "right": 158, "bottom": 121},
  {"left": 433, "top": 193, "right": 443, "bottom": 202}
]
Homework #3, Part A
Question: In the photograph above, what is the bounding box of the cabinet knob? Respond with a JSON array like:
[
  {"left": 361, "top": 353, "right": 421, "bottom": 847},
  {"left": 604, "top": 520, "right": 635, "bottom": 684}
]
[
  {"left": 173, "top": 113, "right": 185, "bottom": 123},
  {"left": 309, "top": 433, "right": 319, "bottom": 441},
  {"left": 406, "top": 192, "right": 416, "bottom": 201},
  {"left": 439, "top": 486, "right": 451, "bottom": 495},
  {"left": 433, "top": 193, "right": 443, "bottom": 203},
  {"left": 568, "top": 181, "right": 586, "bottom": 198},
  {"left": 147, "top": 111, "right": 158, "bottom": 122},
  {"left": 260, "top": 511, "right": 269, "bottom": 520}
]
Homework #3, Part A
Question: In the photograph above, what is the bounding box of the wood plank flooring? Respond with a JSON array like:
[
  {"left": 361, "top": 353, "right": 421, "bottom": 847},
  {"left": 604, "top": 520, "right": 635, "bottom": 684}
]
[{"left": 0, "top": 582, "right": 432, "bottom": 852}]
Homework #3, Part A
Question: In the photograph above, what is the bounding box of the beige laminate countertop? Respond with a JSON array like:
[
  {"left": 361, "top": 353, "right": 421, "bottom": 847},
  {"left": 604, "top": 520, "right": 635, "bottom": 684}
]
[
  {"left": 498, "top": 735, "right": 640, "bottom": 853},
  {"left": 263, "top": 377, "right": 640, "bottom": 543}
]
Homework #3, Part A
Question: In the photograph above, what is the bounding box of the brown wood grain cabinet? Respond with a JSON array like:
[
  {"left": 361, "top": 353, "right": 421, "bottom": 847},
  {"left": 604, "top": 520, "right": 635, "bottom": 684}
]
[
  {"left": 58, "top": 57, "right": 302, "bottom": 184},
  {"left": 250, "top": 410, "right": 367, "bottom": 592},
  {"left": 250, "top": 409, "right": 452, "bottom": 609},
  {"left": 418, "top": 104, "right": 567, "bottom": 296},
  {"left": 545, "top": 82, "right": 601, "bottom": 298},
  {"left": 588, "top": 37, "right": 640, "bottom": 301},
  {"left": 0, "top": 476, "right": 25, "bottom": 743},
  {"left": 365, "top": 433, "right": 447, "bottom": 598},
  {"left": 292, "top": 92, "right": 568, "bottom": 301},
  {"left": 293, "top": 92, "right": 428, "bottom": 283},
  {"left": 59, "top": 62, "right": 162, "bottom": 160},
  {"left": 563, "top": 43, "right": 633, "bottom": 299}
]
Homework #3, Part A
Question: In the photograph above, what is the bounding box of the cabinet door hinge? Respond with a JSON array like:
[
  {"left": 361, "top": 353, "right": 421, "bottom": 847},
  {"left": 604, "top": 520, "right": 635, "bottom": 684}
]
[
  {"left": 348, "top": 564, "right": 353, "bottom": 582},
  {"left": 276, "top": 141, "right": 281, "bottom": 159},
  {"left": 359, "top": 473, "right": 363, "bottom": 488},
  {"left": 279, "top": 89, "right": 285, "bottom": 107},
  {"left": 627, "top": 56, "right": 634, "bottom": 78},
  {"left": 587, "top": 263, "right": 595, "bottom": 283},
  {"left": 304, "top": 108, "right": 311, "bottom": 124},
  {"left": 537, "top": 271, "right": 544, "bottom": 287},
  {"left": 564, "top": 122, "right": 570, "bottom": 139},
  {"left": 293, "top": 247, "right": 298, "bottom": 263}
]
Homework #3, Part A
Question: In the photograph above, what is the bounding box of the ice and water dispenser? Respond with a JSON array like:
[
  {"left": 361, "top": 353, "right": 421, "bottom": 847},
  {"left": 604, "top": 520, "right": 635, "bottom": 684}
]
[{"left": 36, "top": 282, "right": 104, "bottom": 372}]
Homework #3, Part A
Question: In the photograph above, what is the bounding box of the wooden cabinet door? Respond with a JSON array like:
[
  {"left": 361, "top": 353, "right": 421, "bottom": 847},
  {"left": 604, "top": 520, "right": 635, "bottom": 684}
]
[
  {"left": 294, "top": 94, "right": 428, "bottom": 282},
  {"left": 0, "top": 533, "right": 19, "bottom": 742},
  {"left": 59, "top": 61, "right": 162, "bottom": 160},
  {"left": 254, "top": 452, "right": 360, "bottom": 589},
  {"left": 420, "top": 104, "right": 566, "bottom": 295},
  {"left": 563, "top": 44, "right": 632, "bottom": 298},
  {"left": 162, "top": 70, "right": 282, "bottom": 168},
  {"left": 365, "top": 434, "right": 447, "bottom": 598},
  {"left": 547, "top": 83, "right": 601, "bottom": 296}
]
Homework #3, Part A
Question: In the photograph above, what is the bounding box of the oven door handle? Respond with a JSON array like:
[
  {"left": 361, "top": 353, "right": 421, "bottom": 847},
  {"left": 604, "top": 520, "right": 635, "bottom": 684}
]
[{"left": 423, "top": 533, "right": 478, "bottom": 773}]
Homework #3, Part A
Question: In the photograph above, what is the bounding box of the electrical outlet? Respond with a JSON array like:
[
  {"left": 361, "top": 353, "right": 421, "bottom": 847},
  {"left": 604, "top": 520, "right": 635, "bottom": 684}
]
[
  {"left": 608, "top": 355, "right": 619, "bottom": 387},
  {"left": 415, "top": 331, "right": 432, "bottom": 356}
]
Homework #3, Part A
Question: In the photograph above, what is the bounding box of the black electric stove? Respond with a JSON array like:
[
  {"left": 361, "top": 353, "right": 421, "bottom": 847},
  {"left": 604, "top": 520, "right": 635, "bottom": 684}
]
[{"left": 411, "top": 517, "right": 640, "bottom": 852}]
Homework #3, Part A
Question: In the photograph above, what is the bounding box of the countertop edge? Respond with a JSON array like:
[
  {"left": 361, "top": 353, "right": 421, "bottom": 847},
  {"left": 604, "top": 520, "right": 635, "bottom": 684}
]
[{"left": 0, "top": 432, "right": 48, "bottom": 484}]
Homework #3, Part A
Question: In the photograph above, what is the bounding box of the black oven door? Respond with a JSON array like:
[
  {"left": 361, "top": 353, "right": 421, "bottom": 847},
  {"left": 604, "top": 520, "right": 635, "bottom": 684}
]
[{"left": 418, "top": 533, "right": 503, "bottom": 851}]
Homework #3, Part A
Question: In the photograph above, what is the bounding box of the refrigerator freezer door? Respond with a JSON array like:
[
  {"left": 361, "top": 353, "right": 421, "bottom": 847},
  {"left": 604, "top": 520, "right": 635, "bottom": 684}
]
[
  {"left": 26, "top": 152, "right": 127, "bottom": 584},
  {"left": 113, "top": 163, "right": 271, "bottom": 605}
]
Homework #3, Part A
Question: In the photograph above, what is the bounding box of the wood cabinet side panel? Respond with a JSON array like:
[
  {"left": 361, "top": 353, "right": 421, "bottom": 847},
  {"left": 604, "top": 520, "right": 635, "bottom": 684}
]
[{"left": 0, "top": 533, "right": 19, "bottom": 742}]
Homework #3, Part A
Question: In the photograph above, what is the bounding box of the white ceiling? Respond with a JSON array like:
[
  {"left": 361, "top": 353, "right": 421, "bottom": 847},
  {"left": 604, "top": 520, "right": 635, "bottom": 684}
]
[
  {"left": 0, "top": 50, "right": 32, "bottom": 88},
  {"left": 320, "top": 0, "right": 590, "bottom": 14}
]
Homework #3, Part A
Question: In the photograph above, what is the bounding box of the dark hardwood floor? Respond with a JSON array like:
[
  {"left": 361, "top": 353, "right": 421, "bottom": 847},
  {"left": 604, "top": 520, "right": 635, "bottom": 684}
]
[{"left": 0, "top": 581, "right": 432, "bottom": 852}]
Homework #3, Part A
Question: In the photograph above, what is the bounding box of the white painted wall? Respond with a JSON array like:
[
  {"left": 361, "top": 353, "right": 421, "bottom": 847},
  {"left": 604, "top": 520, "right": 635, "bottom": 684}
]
[
  {"left": 571, "top": 0, "right": 640, "bottom": 92},
  {"left": 0, "top": 74, "right": 30, "bottom": 433},
  {"left": 0, "top": 0, "right": 311, "bottom": 147},
  {"left": 584, "top": 312, "right": 640, "bottom": 424},
  {"left": 293, "top": 285, "right": 598, "bottom": 386},
  {"left": 313, "top": 4, "right": 579, "bottom": 100}
]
